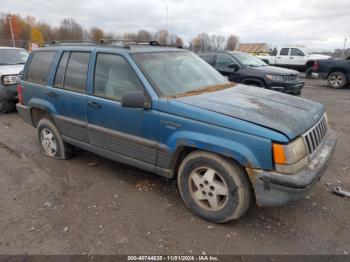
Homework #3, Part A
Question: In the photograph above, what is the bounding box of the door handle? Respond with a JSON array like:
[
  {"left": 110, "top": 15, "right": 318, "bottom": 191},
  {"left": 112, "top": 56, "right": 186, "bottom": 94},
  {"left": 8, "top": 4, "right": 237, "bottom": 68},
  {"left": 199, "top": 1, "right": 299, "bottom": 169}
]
[
  {"left": 47, "top": 91, "right": 58, "bottom": 97},
  {"left": 289, "top": 57, "right": 294, "bottom": 59},
  {"left": 88, "top": 101, "right": 101, "bottom": 109},
  {"left": 277, "top": 57, "right": 282, "bottom": 59}
]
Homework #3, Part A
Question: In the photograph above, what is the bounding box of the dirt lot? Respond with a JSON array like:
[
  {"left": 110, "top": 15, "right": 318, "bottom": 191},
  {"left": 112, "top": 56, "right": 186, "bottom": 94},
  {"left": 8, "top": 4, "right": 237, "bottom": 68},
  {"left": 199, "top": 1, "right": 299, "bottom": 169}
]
[{"left": 0, "top": 78, "right": 349, "bottom": 255}]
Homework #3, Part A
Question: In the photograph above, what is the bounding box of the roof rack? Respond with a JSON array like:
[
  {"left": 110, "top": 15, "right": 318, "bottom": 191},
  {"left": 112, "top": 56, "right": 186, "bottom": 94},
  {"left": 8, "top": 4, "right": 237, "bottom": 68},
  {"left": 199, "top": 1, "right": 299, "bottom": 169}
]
[
  {"left": 45, "top": 39, "right": 161, "bottom": 49},
  {"left": 45, "top": 39, "right": 183, "bottom": 49}
]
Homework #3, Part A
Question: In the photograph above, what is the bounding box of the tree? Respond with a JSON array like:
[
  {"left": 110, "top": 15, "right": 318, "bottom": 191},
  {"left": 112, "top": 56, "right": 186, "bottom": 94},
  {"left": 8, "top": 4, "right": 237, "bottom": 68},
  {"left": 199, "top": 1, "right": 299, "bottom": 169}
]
[
  {"left": 154, "top": 29, "right": 169, "bottom": 45},
  {"left": 136, "top": 30, "right": 152, "bottom": 42},
  {"left": 225, "top": 35, "right": 239, "bottom": 51},
  {"left": 191, "top": 36, "right": 201, "bottom": 52},
  {"left": 176, "top": 37, "right": 184, "bottom": 48},
  {"left": 90, "top": 27, "right": 104, "bottom": 41},
  {"left": 57, "top": 18, "right": 83, "bottom": 41},
  {"left": 210, "top": 35, "right": 225, "bottom": 51},
  {"left": 30, "top": 27, "right": 44, "bottom": 46}
]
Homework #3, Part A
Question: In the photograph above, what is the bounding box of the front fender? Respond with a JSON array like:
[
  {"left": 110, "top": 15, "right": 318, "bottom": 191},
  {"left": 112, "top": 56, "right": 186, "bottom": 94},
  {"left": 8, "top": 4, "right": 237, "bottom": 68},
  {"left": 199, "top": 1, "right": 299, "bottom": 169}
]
[{"left": 165, "top": 130, "right": 273, "bottom": 170}]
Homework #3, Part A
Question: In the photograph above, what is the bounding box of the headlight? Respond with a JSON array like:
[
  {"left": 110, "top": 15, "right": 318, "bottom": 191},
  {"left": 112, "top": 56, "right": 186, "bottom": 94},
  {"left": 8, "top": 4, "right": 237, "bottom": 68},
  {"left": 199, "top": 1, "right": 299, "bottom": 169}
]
[
  {"left": 1, "top": 74, "right": 20, "bottom": 85},
  {"left": 272, "top": 137, "right": 308, "bottom": 174},
  {"left": 265, "top": 74, "right": 284, "bottom": 81}
]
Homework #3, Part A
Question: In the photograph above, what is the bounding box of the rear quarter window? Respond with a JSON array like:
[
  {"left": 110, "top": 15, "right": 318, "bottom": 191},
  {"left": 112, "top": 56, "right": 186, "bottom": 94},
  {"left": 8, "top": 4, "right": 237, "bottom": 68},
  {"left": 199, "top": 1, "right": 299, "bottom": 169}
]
[
  {"left": 199, "top": 54, "right": 215, "bottom": 65},
  {"left": 25, "top": 51, "right": 56, "bottom": 85}
]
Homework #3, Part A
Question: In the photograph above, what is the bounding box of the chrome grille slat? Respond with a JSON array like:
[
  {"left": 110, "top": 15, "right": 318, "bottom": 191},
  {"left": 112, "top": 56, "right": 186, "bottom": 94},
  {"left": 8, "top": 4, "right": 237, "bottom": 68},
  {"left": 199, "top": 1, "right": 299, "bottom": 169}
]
[{"left": 302, "top": 114, "right": 328, "bottom": 156}]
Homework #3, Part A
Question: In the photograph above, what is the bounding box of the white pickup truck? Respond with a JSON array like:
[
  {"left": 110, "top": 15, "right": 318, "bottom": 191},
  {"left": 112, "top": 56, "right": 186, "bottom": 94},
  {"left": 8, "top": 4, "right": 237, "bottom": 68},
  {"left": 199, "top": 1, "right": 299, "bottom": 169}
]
[{"left": 257, "top": 47, "right": 331, "bottom": 77}]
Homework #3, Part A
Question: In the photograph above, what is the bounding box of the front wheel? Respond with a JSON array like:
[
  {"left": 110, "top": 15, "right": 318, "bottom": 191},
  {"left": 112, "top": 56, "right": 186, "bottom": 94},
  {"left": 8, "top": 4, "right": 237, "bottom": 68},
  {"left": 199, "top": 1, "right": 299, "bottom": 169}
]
[
  {"left": 327, "top": 72, "right": 347, "bottom": 89},
  {"left": 0, "top": 97, "right": 14, "bottom": 114},
  {"left": 177, "top": 151, "right": 252, "bottom": 223}
]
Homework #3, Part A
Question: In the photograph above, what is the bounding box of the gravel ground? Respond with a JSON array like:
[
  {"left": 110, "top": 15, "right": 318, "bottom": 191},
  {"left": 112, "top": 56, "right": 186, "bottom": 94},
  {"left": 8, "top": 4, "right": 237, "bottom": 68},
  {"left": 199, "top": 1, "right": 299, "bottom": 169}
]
[{"left": 0, "top": 78, "right": 349, "bottom": 255}]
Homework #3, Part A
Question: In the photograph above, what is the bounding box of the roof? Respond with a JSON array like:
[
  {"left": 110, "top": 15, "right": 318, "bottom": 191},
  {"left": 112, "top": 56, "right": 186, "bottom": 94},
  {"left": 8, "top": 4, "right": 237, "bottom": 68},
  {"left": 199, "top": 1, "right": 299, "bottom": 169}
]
[
  {"left": 0, "top": 46, "right": 25, "bottom": 50},
  {"left": 237, "top": 43, "right": 268, "bottom": 53},
  {"left": 37, "top": 43, "right": 184, "bottom": 54}
]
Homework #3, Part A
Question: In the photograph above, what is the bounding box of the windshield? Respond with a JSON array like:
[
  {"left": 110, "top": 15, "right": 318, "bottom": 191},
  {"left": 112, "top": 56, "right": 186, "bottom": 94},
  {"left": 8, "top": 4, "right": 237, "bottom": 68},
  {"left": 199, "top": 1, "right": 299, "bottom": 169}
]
[
  {"left": 0, "top": 49, "right": 28, "bottom": 65},
  {"left": 132, "top": 51, "right": 229, "bottom": 97},
  {"left": 230, "top": 52, "right": 266, "bottom": 67},
  {"left": 302, "top": 49, "right": 314, "bottom": 55}
]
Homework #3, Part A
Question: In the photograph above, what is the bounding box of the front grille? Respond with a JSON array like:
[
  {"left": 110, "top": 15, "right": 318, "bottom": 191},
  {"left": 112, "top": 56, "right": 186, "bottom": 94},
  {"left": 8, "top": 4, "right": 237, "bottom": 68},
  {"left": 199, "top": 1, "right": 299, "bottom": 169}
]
[
  {"left": 282, "top": 75, "right": 298, "bottom": 82},
  {"left": 302, "top": 114, "right": 328, "bottom": 155}
]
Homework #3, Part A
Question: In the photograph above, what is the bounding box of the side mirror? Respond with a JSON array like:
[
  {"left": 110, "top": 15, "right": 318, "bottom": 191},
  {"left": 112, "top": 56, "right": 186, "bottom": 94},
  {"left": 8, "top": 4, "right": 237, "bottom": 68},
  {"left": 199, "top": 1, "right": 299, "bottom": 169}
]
[
  {"left": 228, "top": 63, "right": 240, "bottom": 71},
  {"left": 121, "top": 91, "right": 150, "bottom": 109}
]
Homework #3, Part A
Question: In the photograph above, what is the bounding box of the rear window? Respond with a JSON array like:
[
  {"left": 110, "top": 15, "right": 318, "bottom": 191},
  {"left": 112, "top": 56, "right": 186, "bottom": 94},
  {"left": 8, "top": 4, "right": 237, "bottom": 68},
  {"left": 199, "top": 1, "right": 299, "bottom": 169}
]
[
  {"left": 53, "top": 52, "right": 90, "bottom": 93},
  {"left": 199, "top": 54, "right": 215, "bottom": 65},
  {"left": 26, "top": 51, "right": 56, "bottom": 85}
]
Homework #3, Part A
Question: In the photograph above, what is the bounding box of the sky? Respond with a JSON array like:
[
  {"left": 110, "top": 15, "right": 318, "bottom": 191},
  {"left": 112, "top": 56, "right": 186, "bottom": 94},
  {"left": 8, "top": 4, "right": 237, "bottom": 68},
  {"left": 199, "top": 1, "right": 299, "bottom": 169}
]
[{"left": 2, "top": 0, "right": 350, "bottom": 51}]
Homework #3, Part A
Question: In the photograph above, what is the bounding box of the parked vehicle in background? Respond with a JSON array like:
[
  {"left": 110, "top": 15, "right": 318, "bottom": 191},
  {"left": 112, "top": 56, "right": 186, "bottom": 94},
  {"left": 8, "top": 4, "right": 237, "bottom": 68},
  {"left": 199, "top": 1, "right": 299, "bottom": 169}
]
[
  {"left": 0, "top": 47, "right": 28, "bottom": 113},
  {"left": 198, "top": 51, "right": 304, "bottom": 95},
  {"left": 313, "top": 56, "right": 350, "bottom": 89},
  {"left": 257, "top": 47, "right": 331, "bottom": 78},
  {"left": 17, "top": 42, "right": 336, "bottom": 223}
]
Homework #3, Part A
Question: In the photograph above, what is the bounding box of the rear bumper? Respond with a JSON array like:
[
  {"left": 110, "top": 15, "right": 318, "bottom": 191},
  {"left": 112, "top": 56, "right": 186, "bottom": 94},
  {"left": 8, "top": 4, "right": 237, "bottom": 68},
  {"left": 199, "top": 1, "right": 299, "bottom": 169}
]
[
  {"left": 16, "top": 103, "right": 33, "bottom": 125},
  {"left": 267, "top": 81, "right": 305, "bottom": 95},
  {"left": 249, "top": 129, "right": 337, "bottom": 207}
]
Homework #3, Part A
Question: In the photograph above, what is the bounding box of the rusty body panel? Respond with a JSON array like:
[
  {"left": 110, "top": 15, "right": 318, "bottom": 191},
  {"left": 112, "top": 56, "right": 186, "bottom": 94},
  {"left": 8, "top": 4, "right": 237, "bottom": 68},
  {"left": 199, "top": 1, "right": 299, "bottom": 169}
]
[{"left": 176, "top": 85, "right": 325, "bottom": 140}]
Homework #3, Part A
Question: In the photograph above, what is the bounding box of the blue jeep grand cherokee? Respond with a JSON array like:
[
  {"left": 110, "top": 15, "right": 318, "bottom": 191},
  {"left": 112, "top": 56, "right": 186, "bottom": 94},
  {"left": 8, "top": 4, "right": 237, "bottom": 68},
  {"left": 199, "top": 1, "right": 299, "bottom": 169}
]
[{"left": 16, "top": 42, "right": 336, "bottom": 223}]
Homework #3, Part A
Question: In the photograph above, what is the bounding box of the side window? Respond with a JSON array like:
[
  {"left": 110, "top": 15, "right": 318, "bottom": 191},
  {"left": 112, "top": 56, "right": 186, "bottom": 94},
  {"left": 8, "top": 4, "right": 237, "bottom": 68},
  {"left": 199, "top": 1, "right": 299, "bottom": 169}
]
[
  {"left": 63, "top": 52, "right": 90, "bottom": 93},
  {"left": 279, "top": 48, "right": 290, "bottom": 56},
  {"left": 290, "top": 48, "right": 304, "bottom": 56},
  {"left": 200, "top": 55, "right": 215, "bottom": 65},
  {"left": 25, "top": 51, "right": 56, "bottom": 85},
  {"left": 54, "top": 52, "right": 70, "bottom": 88},
  {"left": 216, "top": 54, "right": 235, "bottom": 68},
  {"left": 94, "top": 53, "right": 144, "bottom": 101}
]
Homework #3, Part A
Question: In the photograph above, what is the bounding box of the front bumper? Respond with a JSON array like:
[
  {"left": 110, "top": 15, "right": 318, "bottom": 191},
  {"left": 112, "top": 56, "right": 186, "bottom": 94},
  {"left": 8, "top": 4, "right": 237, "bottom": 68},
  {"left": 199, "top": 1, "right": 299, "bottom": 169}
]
[
  {"left": 248, "top": 129, "right": 337, "bottom": 207},
  {"left": 0, "top": 83, "right": 18, "bottom": 101},
  {"left": 267, "top": 80, "right": 305, "bottom": 95}
]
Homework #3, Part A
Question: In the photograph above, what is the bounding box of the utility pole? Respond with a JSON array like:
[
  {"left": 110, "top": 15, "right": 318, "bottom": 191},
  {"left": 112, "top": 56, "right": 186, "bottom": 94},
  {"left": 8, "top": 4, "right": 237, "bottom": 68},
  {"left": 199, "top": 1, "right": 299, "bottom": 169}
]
[
  {"left": 7, "top": 16, "right": 16, "bottom": 47},
  {"left": 342, "top": 37, "right": 347, "bottom": 59}
]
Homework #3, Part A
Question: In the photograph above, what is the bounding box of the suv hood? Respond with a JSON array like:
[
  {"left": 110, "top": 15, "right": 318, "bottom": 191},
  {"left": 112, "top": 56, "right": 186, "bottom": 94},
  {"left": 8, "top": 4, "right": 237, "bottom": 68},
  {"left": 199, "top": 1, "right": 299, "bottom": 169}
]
[
  {"left": 0, "top": 64, "right": 24, "bottom": 76},
  {"left": 247, "top": 65, "right": 298, "bottom": 75},
  {"left": 176, "top": 85, "right": 324, "bottom": 140}
]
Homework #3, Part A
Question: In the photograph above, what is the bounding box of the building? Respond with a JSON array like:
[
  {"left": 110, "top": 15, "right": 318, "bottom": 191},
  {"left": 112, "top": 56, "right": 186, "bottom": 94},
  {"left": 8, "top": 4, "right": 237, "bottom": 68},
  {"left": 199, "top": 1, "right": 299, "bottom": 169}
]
[{"left": 237, "top": 43, "right": 269, "bottom": 55}]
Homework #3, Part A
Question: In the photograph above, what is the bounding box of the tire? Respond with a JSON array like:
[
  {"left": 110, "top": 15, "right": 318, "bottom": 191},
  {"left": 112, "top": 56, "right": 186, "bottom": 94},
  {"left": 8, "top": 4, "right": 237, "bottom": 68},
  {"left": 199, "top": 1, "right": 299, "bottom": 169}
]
[
  {"left": 327, "top": 72, "right": 347, "bottom": 89},
  {"left": 305, "top": 67, "right": 314, "bottom": 79},
  {"left": 177, "top": 151, "right": 252, "bottom": 223},
  {"left": 0, "top": 97, "right": 14, "bottom": 114},
  {"left": 37, "top": 118, "right": 74, "bottom": 159}
]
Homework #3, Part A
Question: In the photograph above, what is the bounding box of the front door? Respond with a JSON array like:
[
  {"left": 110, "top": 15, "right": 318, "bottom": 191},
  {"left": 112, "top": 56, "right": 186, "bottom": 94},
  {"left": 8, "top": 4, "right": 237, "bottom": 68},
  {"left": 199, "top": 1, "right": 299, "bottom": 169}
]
[
  {"left": 87, "top": 52, "right": 158, "bottom": 166},
  {"left": 215, "top": 54, "right": 240, "bottom": 82}
]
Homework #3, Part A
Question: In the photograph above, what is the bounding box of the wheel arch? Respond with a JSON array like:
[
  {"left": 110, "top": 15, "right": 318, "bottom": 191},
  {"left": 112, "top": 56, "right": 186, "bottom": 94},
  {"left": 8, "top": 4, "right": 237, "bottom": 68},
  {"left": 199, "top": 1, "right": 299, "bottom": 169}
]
[{"left": 241, "top": 77, "right": 266, "bottom": 87}]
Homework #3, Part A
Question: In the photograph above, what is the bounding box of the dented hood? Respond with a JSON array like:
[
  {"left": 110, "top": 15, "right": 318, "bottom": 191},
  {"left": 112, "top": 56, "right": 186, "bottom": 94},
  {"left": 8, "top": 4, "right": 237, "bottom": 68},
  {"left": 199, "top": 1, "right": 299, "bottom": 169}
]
[{"left": 176, "top": 85, "right": 325, "bottom": 140}]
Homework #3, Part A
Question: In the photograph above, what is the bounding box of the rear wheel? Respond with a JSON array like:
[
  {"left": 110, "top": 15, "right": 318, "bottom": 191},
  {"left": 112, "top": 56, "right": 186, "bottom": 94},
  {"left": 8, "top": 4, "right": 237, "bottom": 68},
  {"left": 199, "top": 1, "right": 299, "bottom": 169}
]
[
  {"left": 327, "top": 72, "right": 347, "bottom": 89},
  {"left": 37, "top": 118, "right": 74, "bottom": 159},
  {"left": 177, "top": 151, "right": 252, "bottom": 223}
]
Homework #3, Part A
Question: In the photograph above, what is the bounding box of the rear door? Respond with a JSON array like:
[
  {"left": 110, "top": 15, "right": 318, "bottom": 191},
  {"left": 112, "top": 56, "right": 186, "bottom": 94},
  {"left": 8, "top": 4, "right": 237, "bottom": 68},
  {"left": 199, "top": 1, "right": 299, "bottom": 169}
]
[
  {"left": 276, "top": 48, "right": 290, "bottom": 66},
  {"left": 48, "top": 51, "right": 91, "bottom": 142},
  {"left": 87, "top": 52, "right": 158, "bottom": 166}
]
